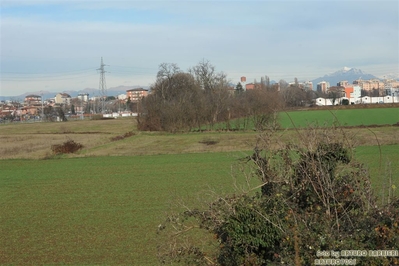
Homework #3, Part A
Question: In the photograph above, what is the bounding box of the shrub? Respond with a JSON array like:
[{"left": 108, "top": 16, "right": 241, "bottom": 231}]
[
  {"left": 157, "top": 126, "right": 399, "bottom": 265},
  {"left": 198, "top": 138, "right": 219, "bottom": 145},
  {"left": 51, "top": 140, "right": 83, "bottom": 154},
  {"left": 110, "top": 131, "right": 135, "bottom": 141}
]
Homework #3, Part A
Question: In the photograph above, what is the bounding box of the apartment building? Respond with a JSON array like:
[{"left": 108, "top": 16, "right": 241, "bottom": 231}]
[
  {"left": 55, "top": 93, "right": 72, "bottom": 104},
  {"left": 317, "top": 81, "right": 330, "bottom": 93},
  {"left": 77, "top": 93, "right": 89, "bottom": 102},
  {"left": 24, "top": 94, "right": 42, "bottom": 106},
  {"left": 337, "top": 80, "right": 350, "bottom": 87},
  {"left": 353, "top": 79, "right": 384, "bottom": 91},
  {"left": 126, "top": 88, "right": 149, "bottom": 102}
]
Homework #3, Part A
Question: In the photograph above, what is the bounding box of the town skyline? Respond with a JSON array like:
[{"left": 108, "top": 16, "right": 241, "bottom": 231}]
[{"left": 1, "top": 66, "right": 396, "bottom": 101}]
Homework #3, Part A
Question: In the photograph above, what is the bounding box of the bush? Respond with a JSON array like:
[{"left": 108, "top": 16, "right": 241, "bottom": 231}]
[
  {"left": 157, "top": 126, "right": 399, "bottom": 265},
  {"left": 51, "top": 140, "right": 83, "bottom": 154},
  {"left": 110, "top": 131, "right": 135, "bottom": 141},
  {"left": 198, "top": 138, "right": 219, "bottom": 145}
]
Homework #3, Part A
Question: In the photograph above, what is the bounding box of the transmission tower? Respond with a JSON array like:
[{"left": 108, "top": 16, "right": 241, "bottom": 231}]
[{"left": 97, "top": 57, "right": 109, "bottom": 113}]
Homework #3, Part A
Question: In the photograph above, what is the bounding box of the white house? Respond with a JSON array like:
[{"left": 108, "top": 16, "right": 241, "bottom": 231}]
[
  {"left": 315, "top": 97, "right": 340, "bottom": 106},
  {"left": 117, "top": 94, "right": 127, "bottom": 100},
  {"left": 359, "top": 96, "right": 397, "bottom": 104}
]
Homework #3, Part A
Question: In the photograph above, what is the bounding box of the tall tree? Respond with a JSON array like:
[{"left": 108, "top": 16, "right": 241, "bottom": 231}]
[
  {"left": 190, "top": 60, "right": 231, "bottom": 127},
  {"left": 235, "top": 82, "right": 244, "bottom": 95}
]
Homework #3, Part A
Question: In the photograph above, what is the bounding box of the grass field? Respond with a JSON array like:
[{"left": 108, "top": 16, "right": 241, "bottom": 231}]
[
  {"left": 279, "top": 107, "right": 399, "bottom": 128},
  {"left": 0, "top": 106, "right": 398, "bottom": 265},
  {"left": 355, "top": 144, "right": 399, "bottom": 204},
  {"left": 0, "top": 153, "right": 252, "bottom": 265},
  {"left": 1, "top": 147, "right": 398, "bottom": 265},
  {"left": 208, "top": 107, "right": 399, "bottom": 130}
]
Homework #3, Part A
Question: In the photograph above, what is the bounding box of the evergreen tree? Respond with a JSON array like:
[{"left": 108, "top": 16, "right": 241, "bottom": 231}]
[{"left": 235, "top": 82, "right": 244, "bottom": 95}]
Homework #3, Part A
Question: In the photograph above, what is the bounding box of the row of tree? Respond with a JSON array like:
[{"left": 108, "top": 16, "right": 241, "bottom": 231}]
[{"left": 137, "top": 60, "right": 305, "bottom": 132}]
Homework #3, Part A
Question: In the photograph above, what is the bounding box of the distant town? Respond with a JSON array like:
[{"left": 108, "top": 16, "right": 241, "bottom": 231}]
[{"left": 1, "top": 76, "right": 399, "bottom": 123}]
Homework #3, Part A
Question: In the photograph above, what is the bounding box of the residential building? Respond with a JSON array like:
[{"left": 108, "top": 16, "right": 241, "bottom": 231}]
[
  {"left": 245, "top": 82, "right": 270, "bottom": 90},
  {"left": 24, "top": 94, "right": 42, "bottom": 106},
  {"left": 303, "top": 81, "right": 313, "bottom": 90},
  {"left": 0, "top": 104, "right": 16, "bottom": 117},
  {"left": 55, "top": 93, "right": 71, "bottom": 104},
  {"left": 344, "top": 85, "right": 361, "bottom": 100},
  {"left": 353, "top": 79, "right": 384, "bottom": 91},
  {"left": 315, "top": 97, "right": 339, "bottom": 106},
  {"left": 126, "top": 88, "right": 148, "bottom": 102},
  {"left": 245, "top": 83, "right": 256, "bottom": 90},
  {"left": 317, "top": 81, "right": 330, "bottom": 93},
  {"left": 359, "top": 95, "right": 396, "bottom": 104},
  {"left": 21, "top": 106, "right": 38, "bottom": 116},
  {"left": 337, "top": 80, "right": 350, "bottom": 87},
  {"left": 385, "top": 79, "right": 399, "bottom": 88},
  {"left": 77, "top": 93, "right": 89, "bottom": 102}
]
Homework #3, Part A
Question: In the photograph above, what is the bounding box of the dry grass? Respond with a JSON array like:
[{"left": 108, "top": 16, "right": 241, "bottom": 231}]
[
  {"left": 0, "top": 117, "right": 398, "bottom": 160},
  {"left": 0, "top": 118, "right": 135, "bottom": 159}
]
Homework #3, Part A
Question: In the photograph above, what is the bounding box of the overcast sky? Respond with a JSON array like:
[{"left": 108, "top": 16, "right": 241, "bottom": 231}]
[{"left": 1, "top": 0, "right": 398, "bottom": 96}]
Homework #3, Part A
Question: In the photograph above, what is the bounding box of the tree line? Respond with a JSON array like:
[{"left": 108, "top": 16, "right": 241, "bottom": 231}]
[{"left": 137, "top": 60, "right": 314, "bottom": 133}]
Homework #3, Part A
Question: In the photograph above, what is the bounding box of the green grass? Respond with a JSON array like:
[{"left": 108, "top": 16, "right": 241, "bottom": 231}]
[
  {"left": 0, "top": 152, "right": 253, "bottom": 265},
  {"left": 355, "top": 144, "right": 399, "bottom": 203},
  {"left": 1, "top": 145, "right": 398, "bottom": 265},
  {"left": 206, "top": 107, "right": 399, "bottom": 130},
  {"left": 279, "top": 107, "right": 399, "bottom": 128}
]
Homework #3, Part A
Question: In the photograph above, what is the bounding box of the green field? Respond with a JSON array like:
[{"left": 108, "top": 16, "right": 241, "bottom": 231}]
[
  {"left": 0, "top": 107, "right": 398, "bottom": 265},
  {"left": 208, "top": 107, "right": 399, "bottom": 130},
  {"left": 1, "top": 147, "right": 398, "bottom": 264},
  {"left": 0, "top": 153, "right": 255, "bottom": 265},
  {"left": 280, "top": 107, "right": 399, "bottom": 128}
]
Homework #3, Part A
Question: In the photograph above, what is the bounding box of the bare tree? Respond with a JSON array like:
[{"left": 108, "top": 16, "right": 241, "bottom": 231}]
[
  {"left": 189, "top": 60, "right": 231, "bottom": 128},
  {"left": 156, "top": 63, "right": 181, "bottom": 102},
  {"left": 138, "top": 67, "right": 205, "bottom": 132},
  {"left": 281, "top": 85, "right": 307, "bottom": 107}
]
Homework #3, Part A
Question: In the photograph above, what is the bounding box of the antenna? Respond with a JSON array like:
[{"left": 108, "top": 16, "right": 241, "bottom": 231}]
[{"left": 97, "top": 57, "right": 109, "bottom": 113}]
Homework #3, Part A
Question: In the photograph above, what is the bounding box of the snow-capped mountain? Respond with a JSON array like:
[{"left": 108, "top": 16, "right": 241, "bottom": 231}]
[
  {"left": 311, "top": 67, "right": 378, "bottom": 87},
  {"left": 378, "top": 73, "right": 399, "bottom": 80}
]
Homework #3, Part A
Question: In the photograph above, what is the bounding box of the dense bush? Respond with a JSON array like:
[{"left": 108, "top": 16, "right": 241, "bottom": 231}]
[
  {"left": 51, "top": 139, "right": 83, "bottom": 154},
  {"left": 157, "top": 127, "right": 399, "bottom": 265},
  {"left": 342, "top": 99, "right": 350, "bottom": 105}
]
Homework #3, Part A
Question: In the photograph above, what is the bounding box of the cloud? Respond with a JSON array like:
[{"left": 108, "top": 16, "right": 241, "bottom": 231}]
[{"left": 1, "top": 0, "right": 398, "bottom": 96}]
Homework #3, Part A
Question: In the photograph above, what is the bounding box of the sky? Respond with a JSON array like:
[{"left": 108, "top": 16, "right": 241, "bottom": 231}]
[{"left": 1, "top": 0, "right": 398, "bottom": 96}]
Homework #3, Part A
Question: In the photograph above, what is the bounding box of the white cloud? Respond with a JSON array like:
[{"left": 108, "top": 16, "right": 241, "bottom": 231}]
[{"left": 1, "top": 0, "right": 398, "bottom": 96}]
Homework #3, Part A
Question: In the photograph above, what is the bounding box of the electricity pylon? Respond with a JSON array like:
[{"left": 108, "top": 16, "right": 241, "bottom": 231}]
[{"left": 97, "top": 57, "right": 108, "bottom": 113}]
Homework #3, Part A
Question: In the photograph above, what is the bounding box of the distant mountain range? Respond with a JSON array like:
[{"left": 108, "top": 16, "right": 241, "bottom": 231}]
[
  {"left": 1, "top": 68, "right": 398, "bottom": 101},
  {"left": 310, "top": 67, "right": 379, "bottom": 87}
]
